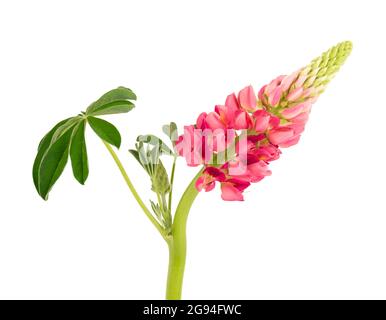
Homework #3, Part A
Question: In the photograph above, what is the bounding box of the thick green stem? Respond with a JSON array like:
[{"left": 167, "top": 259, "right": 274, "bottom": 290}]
[
  {"left": 102, "top": 140, "right": 167, "bottom": 240},
  {"left": 103, "top": 136, "right": 202, "bottom": 298},
  {"left": 166, "top": 169, "right": 203, "bottom": 300}
]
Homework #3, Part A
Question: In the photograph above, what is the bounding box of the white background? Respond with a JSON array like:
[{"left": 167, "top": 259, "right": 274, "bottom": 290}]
[{"left": 0, "top": 0, "right": 385, "bottom": 299}]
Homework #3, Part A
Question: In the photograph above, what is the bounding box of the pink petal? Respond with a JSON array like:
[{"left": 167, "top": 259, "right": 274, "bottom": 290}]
[
  {"left": 279, "top": 134, "right": 301, "bottom": 148},
  {"left": 281, "top": 103, "right": 307, "bottom": 119},
  {"left": 248, "top": 161, "right": 272, "bottom": 177},
  {"left": 205, "top": 112, "right": 225, "bottom": 130},
  {"left": 247, "top": 134, "right": 266, "bottom": 143},
  {"left": 268, "top": 127, "right": 295, "bottom": 145},
  {"left": 215, "top": 104, "right": 237, "bottom": 127},
  {"left": 268, "top": 86, "right": 282, "bottom": 106},
  {"left": 294, "top": 74, "right": 307, "bottom": 88},
  {"left": 226, "top": 178, "right": 250, "bottom": 192},
  {"left": 254, "top": 144, "right": 281, "bottom": 161},
  {"left": 214, "top": 105, "right": 227, "bottom": 122},
  {"left": 234, "top": 111, "right": 252, "bottom": 130},
  {"left": 265, "top": 75, "right": 285, "bottom": 95},
  {"left": 269, "top": 116, "right": 280, "bottom": 129},
  {"left": 205, "top": 181, "right": 216, "bottom": 192},
  {"left": 301, "top": 87, "right": 316, "bottom": 99},
  {"left": 238, "top": 85, "right": 257, "bottom": 112},
  {"left": 195, "top": 176, "right": 205, "bottom": 191},
  {"left": 287, "top": 87, "right": 304, "bottom": 102},
  {"left": 225, "top": 93, "right": 240, "bottom": 110},
  {"left": 253, "top": 110, "right": 271, "bottom": 132},
  {"left": 221, "top": 182, "right": 245, "bottom": 201},
  {"left": 196, "top": 112, "right": 207, "bottom": 129},
  {"left": 280, "top": 69, "right": 300, "bottom": 92},
  {"left": 291, "top": 112, "right": 309, "bottom": 124},
  {"left": 204, "top": 166, "right": 226, "bottom": 182},
  {"left": 258, "top": 85, "right": 267, "bottom": 101},
  {"left": 288, "top": 122, "right": 305, "bottom": 135}
]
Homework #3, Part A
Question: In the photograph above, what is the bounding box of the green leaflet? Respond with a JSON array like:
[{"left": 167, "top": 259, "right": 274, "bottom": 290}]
[
  {"left": 86, "top": 87, "right": 136, "bottom": 116},
  {"left": 162, "top": 122, "right": 178, "bottom": 144},
  {"left": 128, "top": 149, "right": 141, "bottom": 164},
  {"left": 137, "top": 134, "right": 174, "bottom": 156},
  {"left": 51, "top": 116, "right": 82, "bottom": 142},
  {"left": 70, "top": 120, "right": 89, "bottom": 185},
  {"left": 37, "top": 127, "right": 74, "bottom": 200},
  {"left": 33, "top": 118, "right": 72, "bottom": 192},
  {"left": 87, "top": 116, "right": 121, "bottom": 148}
]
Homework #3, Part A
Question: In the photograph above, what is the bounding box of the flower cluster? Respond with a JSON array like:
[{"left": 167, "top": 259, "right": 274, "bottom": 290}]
[{"left": 176, "top": 41, "right": 352, "bottom": 200}]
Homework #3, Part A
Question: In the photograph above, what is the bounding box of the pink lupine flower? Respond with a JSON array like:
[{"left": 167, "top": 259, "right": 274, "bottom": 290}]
[
  {"left": 225, "top": 86, "right": 258, "bottom": 114},
  {"left": 226, "top": 154, "right": 272, "bottom": 183},
  {"left": 195, "top": 167, "right": 226, "bottom": 192},
  {"left": 249, "top": 141, "right": 281, "bottom": 162},
  {"left": 195, "top": 166, "right": 250, "bottom": 201},
  {"left": 202, "top": 103, "right": 253, "bottom": 131},
  {"left": 214, "top": 105, "right": 234, "bottom": 127},
  {"left": 236, "top": 135, "right": 280, "bottom": 162},
  {"left": 176, "top": 41, "right": 352, "bottom": 200}
]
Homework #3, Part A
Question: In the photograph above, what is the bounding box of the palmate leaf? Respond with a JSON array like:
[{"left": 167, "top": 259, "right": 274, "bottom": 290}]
[
  {"left": 70, "top": 120, "right": 89, "bottom": 185},
  {"left": 86, "top": 87, "right": 136, "bottom": 116},
  {"left": 33, "top": 86, "right": 136, "bottom": 200},
  {"left": 87, "top": 116, "right": 121, "bottom": 148}
]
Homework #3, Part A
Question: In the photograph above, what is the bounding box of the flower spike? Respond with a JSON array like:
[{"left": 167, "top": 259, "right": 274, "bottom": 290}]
[{"left": 176, "top": 41, "right": 352, "bottom": 200}]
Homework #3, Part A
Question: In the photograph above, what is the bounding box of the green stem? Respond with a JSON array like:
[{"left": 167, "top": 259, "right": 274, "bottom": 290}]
[
  {"left": 166, "top": 168, "right": 203, "bottom": 300},
  {"left": 102, "top": 140, "right": 167, "bottom": 240}
]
